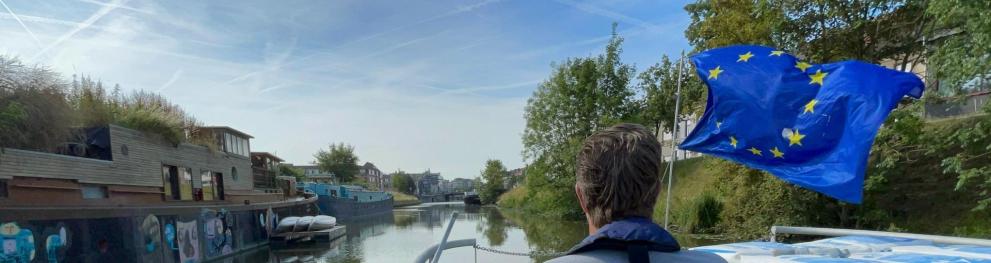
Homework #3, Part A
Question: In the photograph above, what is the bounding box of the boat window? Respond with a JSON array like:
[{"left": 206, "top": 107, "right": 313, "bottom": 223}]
[
  {"left": 162, "top": 165, "right": 180, "bottom": 200},
  {"left": 201, "top": 170, "right": 214, "bottom": 201},
  {"left": 179, "top": 167, "right": 194, "bottom": 200},
  {"left": 81, "top": 185, "right": 108, "bottom": 199}
]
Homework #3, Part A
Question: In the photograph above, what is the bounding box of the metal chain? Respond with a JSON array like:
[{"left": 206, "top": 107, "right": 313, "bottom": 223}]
[{"left": 473, "top": 244, "right": 567, "bottom": 258}]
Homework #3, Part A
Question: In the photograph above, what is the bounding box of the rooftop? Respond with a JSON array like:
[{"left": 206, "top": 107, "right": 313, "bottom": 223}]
[
  {"left": 251, "top": 152, "right": 284, "bottom": 162},
  {"left": 199, "top": 126, "right": 254, "bottom": 139}
]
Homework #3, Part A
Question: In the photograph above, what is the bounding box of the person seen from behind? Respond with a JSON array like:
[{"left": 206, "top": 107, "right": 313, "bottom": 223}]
[{"left": 547, "top": 123, "right": 726, "bottom": 263}]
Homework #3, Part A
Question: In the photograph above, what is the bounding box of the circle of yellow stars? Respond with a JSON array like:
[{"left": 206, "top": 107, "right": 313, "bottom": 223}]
[{"left": 704, "top": 49, "right": 832, "bottom": 161}]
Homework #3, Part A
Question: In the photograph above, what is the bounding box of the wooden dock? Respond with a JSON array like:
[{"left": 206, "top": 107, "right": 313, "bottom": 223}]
[{"left": 270, "top": 225, "right": 347, "bottom": 245}]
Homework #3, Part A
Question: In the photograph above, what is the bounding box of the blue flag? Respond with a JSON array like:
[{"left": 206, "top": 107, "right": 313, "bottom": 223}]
[{"left": 680, "top": 45, "right": 924, "bottom": 204}]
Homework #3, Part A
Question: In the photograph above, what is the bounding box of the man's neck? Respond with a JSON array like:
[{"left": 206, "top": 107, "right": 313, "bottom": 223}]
[{"left": 587, "top": 218, "right": 598, "bottom": 235}]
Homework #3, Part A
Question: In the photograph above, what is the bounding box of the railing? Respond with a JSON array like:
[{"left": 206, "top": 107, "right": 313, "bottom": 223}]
[
  {"left": 415, "top": 212, "right": 471, "bottom": 263},
  {"left": 770, "top": 226, "right": 991, "bottom": 247},
  {"left": 252, "top": 167, "right": 278, "bottom": 189},
  {"left": 414, "top": 239, "right": 477, "bottom": 263},
  {"left": 925, "top": 91, "right": 989, "bottom": 120}
]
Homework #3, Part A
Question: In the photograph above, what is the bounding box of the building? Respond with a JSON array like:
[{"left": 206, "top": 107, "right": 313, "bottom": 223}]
[
  {"left": 408, "top": 170, "right": 442, "bottom": 195},
  {"left": 250, "top": 152, "right": 283, "bottom": 191},
  {"left": 439, "top": 179, "right": 451, "bottom": 193},
  {"left": 659, "top": 117, "right": 703, "bottom": 162},
  {"left": 359, "top": 162, "right": 385, "bottom": 190},
  {"left": 295, "top": 165, "right": 336, "bottom": 184},
  {"left": 0, "top": 125, "right": 286, "bottom": 206},
  {"left": 450, "top": 178, "right": 474, "bottom": 192}
]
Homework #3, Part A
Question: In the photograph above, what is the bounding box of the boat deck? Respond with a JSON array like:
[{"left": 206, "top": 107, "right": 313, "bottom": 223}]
[{"left": 692, "top": 235, "right": 991, "bottom": 262}]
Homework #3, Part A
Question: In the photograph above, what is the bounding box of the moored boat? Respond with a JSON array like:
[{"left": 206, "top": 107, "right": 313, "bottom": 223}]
[
  {"left": 463, "top": 191, "right": 481, "bottom": 205},
  {"left": 301, "top": 183, "right": 394, "bottom": 219}
]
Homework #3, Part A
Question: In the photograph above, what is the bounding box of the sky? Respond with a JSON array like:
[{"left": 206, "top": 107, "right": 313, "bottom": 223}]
[{"left": 0, "top": 0, "right": 693, "bottom": 179}]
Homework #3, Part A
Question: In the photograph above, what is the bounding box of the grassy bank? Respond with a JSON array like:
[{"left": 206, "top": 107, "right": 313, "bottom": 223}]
[
  {"left": 653, "top": 157, "right": 723, "bottom": 234},
  {"left": 391, "top": 191, "right": 421, "bottom": 207},
  {"left": 390, "top": 191, "right": 418, "bottom": 201}
]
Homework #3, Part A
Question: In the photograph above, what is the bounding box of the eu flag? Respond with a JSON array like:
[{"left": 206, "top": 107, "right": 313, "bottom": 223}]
[{"left": 680, "top": 45, "right": 924, "bottom": 204}]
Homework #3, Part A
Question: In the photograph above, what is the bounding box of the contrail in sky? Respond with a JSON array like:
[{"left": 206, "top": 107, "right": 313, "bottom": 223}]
[
  {"left": 30, "top": 0, "right": 126, "bottom": 62},
  {"left": 0, "top": 0, "right": 42, "bottom": 48}
]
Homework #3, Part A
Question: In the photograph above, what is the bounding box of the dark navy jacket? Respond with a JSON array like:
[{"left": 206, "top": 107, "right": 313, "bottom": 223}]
[{"left": 547, "top": 217, "right": 726, "bottom": 263}]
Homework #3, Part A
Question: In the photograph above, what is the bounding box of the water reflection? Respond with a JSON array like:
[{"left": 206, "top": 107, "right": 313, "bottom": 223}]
[
  {"left": 478, "top": 208, "right": 508, "bottom": 246},
  {"left": 237, "top": 202, "right": 723, "bottom": 263}
]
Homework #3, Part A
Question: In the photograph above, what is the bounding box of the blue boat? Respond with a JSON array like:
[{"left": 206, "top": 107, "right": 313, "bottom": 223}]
[{"left": 300, "top": 183, "right": 394, "bottom": 219}]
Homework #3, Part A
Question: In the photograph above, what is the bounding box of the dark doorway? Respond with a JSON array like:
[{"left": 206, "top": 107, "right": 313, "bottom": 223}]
[
  {"left": 214, "top": 172, "right": 226, "bottom": 200},
  {"left": 162, "top": 165, "right": 180, "bottom": 200}
]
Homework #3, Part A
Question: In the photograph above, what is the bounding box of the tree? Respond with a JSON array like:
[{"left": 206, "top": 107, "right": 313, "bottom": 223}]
[
  {"left": 278, "top": 164, "right": 304, "bottom": 181},
  {"left": 927, "top": 0, "right": 991, "bottom": 95},
  {"left": 637, "top": 55, "right": 707, "bottom": 138},
  {"left": 519, "top": 24, "right": 639, "bottom": 217},
  {"left": 480, "top": 159, "right": 507, "bottom": 204},
  {"left": 391, "top": 171, "right": 416, "bottom": 195},
  {"left": 314, "top": 143, "right": 360, "bottom": 183},
  {"left": 684, "top": 0, "right": 785, "bottom": 51}
]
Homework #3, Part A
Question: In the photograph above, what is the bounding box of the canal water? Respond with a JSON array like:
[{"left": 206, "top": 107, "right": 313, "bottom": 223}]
[{"left": 241, "top": 202, "right": 722, "bottom": 263}]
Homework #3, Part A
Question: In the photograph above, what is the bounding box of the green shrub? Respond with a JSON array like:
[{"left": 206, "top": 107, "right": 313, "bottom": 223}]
[
  {"left": 497, "top": 186, "right": 527, "bottom": 208},
  {"left": 687, "top": 193, "right": 723, "bottom": 233}
]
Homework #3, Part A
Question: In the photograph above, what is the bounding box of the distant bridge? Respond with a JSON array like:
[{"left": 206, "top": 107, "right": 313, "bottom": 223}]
[{"left": 417, "top": 192, "right": 465, "bottom": 202}]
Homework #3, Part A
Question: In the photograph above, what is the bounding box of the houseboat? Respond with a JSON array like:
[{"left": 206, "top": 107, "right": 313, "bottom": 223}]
[
  {"left": 0, "top": 124, "right": 318, "bottom": 263},
  {"left": 301, "top": 183, "right": 394, "bottom": 219}
]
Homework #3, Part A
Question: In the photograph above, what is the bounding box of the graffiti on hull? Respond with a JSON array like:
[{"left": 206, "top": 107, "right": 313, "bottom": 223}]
[
  {"left": 0, "top": 222, "right": 34, "bottom": 262},
  {"left": 201, "top": 209, "right": 235, "bottom": 258},
  {"left": 177, "top": 220, "right": 199, "bottom": 263}
]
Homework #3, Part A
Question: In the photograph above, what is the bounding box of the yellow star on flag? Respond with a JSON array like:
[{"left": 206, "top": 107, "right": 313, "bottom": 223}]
[
  {"left": 730, "top": 136, "right": 738, "bottom": 148},
  {"left": 708, "top": 66, "right": 723, "bottom": 80},
  {"left": 787, "top": 130, "right": 805, "bottom": 146},
  {"left": 795, "top": 61, "right": 812, "bottom": 72},
  {"left": 771, "top": 147, "right": 784, "bottom": 158},
  {"left": 748, "top": 147, "right": 762, "bottom": 156},
  {"left": 809, "top": 69, "right": 828, "bottom": 86},
  {"left": 737, "top": 51, "right": 754, "bottom": 62},
  {"left": 803, "top": 99, "right": 818, "bottom": 114},
  {"left": 770, "top": 50, "right": 785, "bottom": 56},
  {"left": 716, "top": 121, "right": 723, "bottom": 129}
]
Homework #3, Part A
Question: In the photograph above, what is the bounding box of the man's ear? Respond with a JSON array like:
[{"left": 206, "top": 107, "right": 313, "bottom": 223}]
[{"left": 575, "top": 184, "right": 588, "bottom": 214}]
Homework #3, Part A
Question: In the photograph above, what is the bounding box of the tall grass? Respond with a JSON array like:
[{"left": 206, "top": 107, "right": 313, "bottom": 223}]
[
  {"left": 497, "top": 186, "right": 527, "bottom": 208},
  {"left": 1, "top": 55, "right": 206, "bottom": 150}
]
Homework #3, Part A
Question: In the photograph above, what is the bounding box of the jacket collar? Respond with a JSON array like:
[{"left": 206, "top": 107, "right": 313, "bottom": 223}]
[{"left": 565, "top": 217, "right": 681, "bottom": 254}]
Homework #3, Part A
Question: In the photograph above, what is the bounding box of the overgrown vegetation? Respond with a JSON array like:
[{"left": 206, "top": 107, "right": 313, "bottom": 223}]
[
  {"left": 504, "top": 0, "right": 991, "bottom": 240},
  {"left": 314, "top": 143, "right": 360, "bottom": 183},
  {"left": 479, "top": 159, "right": 508, "bottom": 204},
  {"left": 0, "top": 56, "right": 206, "bottom": 151},
  {"left": 391, "top": 171, "right": 416, "bottom": 195}
]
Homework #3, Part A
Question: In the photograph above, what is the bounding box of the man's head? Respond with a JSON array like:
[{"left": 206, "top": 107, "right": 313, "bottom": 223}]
[{"left": 575, "top": 123, "right": 662, "bottom": 229}]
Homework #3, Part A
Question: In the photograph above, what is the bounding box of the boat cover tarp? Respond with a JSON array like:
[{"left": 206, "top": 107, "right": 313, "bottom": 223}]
[{"left": 691, "top": 236, "right": 989, "bottom": 263}]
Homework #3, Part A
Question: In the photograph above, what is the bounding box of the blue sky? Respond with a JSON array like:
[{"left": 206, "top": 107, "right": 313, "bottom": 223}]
[{"left": 0, "top": 0, "right": 693, "bottom": 179}]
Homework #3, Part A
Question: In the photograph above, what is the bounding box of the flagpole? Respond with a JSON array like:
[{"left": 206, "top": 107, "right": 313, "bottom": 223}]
[{"left": 664, "top": 50, "right": 685, "bottom": 230}]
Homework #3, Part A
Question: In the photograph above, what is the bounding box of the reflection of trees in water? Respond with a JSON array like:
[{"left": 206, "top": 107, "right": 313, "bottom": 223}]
[
  {"left": 499, "top": 208, "right": 588, "bottom": 262},
  {"left": 463, "top": 204, "right": 481, "bottom": 214},
  {"left": 340, "top": 213, "right": 395, "bottom": 240},
  {"left": 393, "top": 213, "right": 417, "bottom": 229},
  {"left": 476, "top": 206, "right": 509, "bottom": 246},
  {"left": 336, "top": 240, "right": 364, "bottom": 263}
]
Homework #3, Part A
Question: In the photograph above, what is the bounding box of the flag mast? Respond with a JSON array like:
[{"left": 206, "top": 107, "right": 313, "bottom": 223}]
[{"left": 664, "top": 50, "right": 686, "bottom": 230}]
